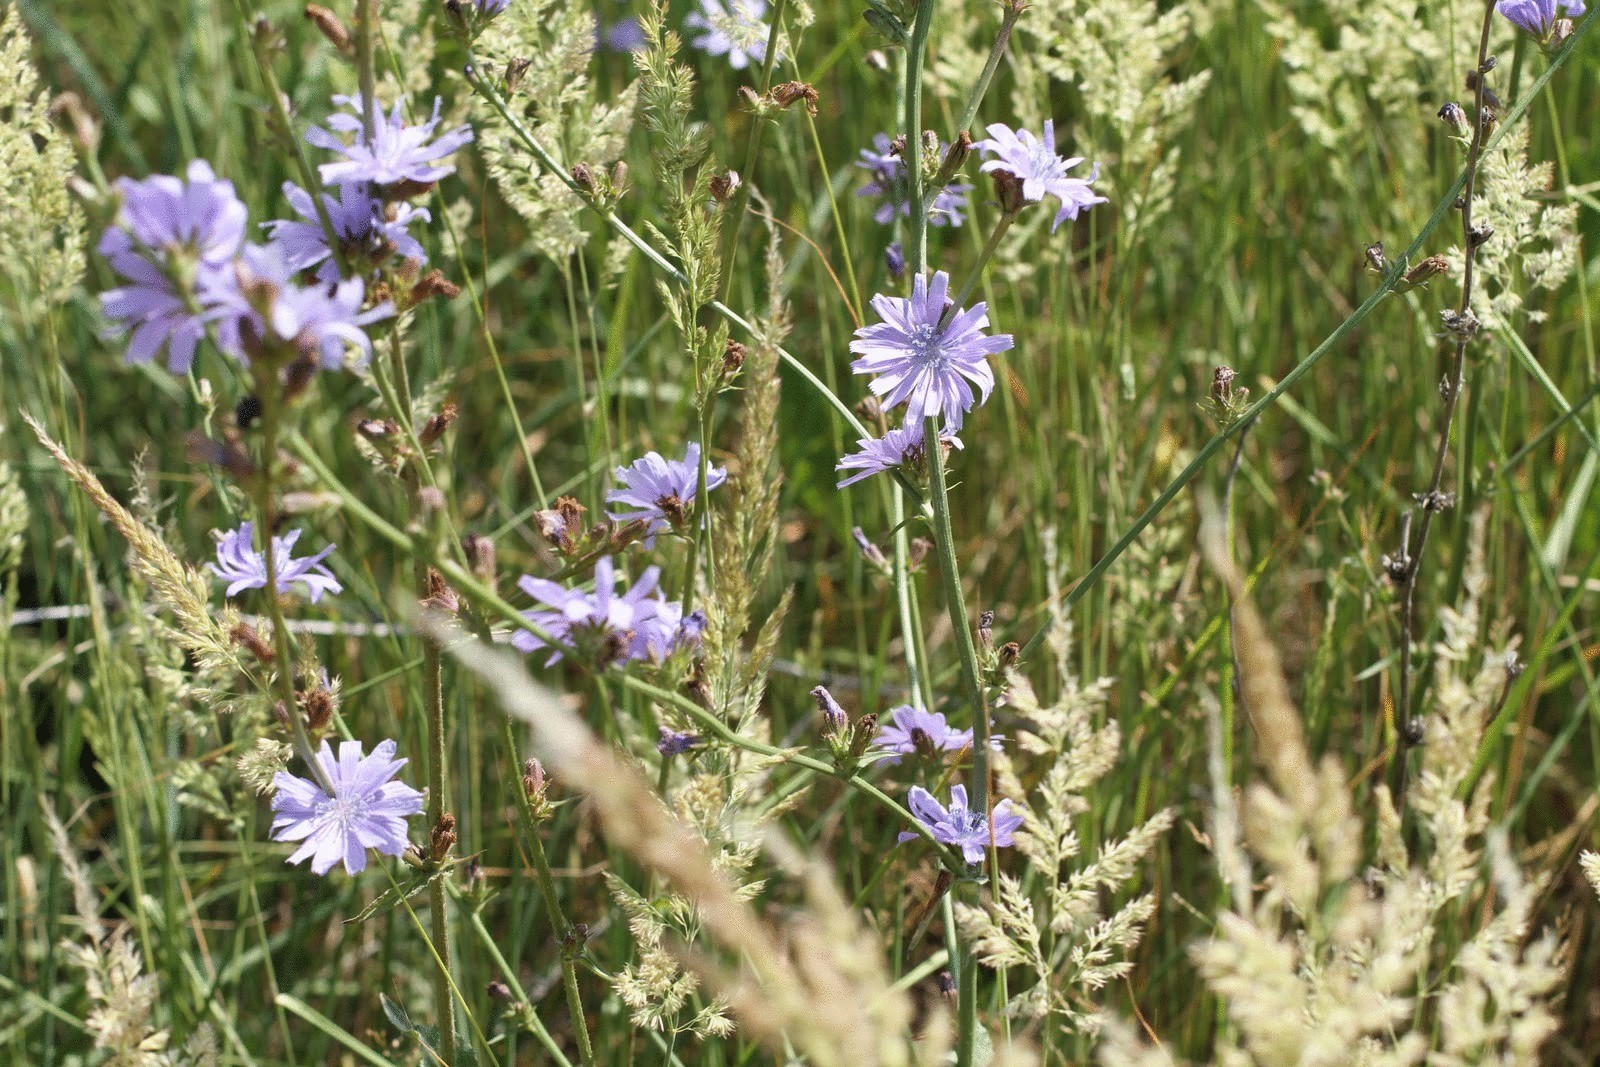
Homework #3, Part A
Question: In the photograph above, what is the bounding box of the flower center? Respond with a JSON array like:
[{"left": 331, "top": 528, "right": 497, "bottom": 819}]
[
  {"left": 908, "top": 322, "right": 947, "bottom": 368},
  {"left": 317, "top": 791, "right": 370, "bottom": 828}
]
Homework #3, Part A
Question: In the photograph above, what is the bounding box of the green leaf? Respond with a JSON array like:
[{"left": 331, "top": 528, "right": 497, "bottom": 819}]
[{"left": 345, "top": 870, "right": 441, "bottom": 926}]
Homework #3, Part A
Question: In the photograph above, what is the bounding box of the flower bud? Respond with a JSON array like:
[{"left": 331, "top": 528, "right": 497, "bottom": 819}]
[
  {"left": 1437, "top": 101, "right": 1468, "bottom": 135},
  {"left": 429, "top": 813, "right": 457, "bottom": 861},
  {"left": 812, "top": 685, "right": 848, "bottom": 738},
  {"left": 304, "top": 4, "right": 354, "bottom": 54}
]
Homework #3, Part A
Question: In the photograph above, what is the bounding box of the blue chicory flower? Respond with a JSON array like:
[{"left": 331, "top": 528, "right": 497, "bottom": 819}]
[
  {"left": 856, "top": 133, "right": 973, "bottom": 227},
  {"left": 975, "top": 120, "right": 1107, "bottom": 232},
  {"left": 598, "top": 16, "right": 647, "bottom": 51},
  {"left": 899, "top": 784, "right": 1024, "bottom": 865},
  {"left": 875, "top": 705, "right": 974, "bottom": 763},
  {"left": 512, "top": 556, "right": 700, "bottom": 666},
  {"left": 306, "top": 95, "right": 474, "bottom": 187},
  {"left": 225, "top": 244, "right": 395, "bottom": 369},
  {"left": 835, "top": 423, "right": 962, "bottom": 488},
  {"left": 270, "top": 739, "right": 425, "bottom": 876},
  {"left": 605, "top": 443, "right": 727, "bottom": 540},
  {"left": 1495, "top": 0, "right": 1584, "bottom": 36},
  {"left": 684, "top": 0, "right": 775, "bottom": 70},
  {"left": 263, "top": 181, "right": 430, "bottom": 284},
  {"left": 210, "top": 521, "right": 343, "bottom": 603},
  {"left": 97, "top": 160, "right": 250, "bottom": 373},
  {"left": 849, "top": 271, "right": 1014, "bottom": 432},
  {"left": 657, "top": 728, "right": 702, "bottom": 756}
]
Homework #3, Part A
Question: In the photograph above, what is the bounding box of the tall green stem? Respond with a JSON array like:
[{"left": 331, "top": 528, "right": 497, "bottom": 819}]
[{"left": 903, "top": 0, "right": 937, "bottom": 276}]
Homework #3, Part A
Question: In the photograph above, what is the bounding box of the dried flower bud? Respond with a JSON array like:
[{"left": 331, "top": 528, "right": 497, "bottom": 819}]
[
  {"left": 855, "top": 394, "right": 884, "bottom": 421},
  {"left": 556, "top": 495, "right": 588, "bottom": 532},
  {"left": 852, "top": 527, "right": 889, "bottom": 572},
  {"left": 978, "top": 610, "right": 994, "bottom": 649},
  {"left": 430, "top": 814, "right": 458, "bottom": 861},
  {"left": 990, "top": 169, "right": 1027, "bottom": 216},
  {"left": 1401, "top": 254, "right": 1448, "bottom": 289},
  {"left": 737, "top": 85, "right": 763, "bottom": 113},
  {"left": 523, "top": 757, "right": 547, "bottom": 802},
  {"left": 1414, "top": 489, "right": 1456, "bottom": 513},
  {"left": 908, "top": 537, "right": 933, "bottom": 571},
  {"left": 1211, "top": 365, "right": 1237, "bottom": 404},
  {"left": 411, "top": 269, "right": 461, "bottom": 307},
  {"left": 768, "top": 80, "right": 819, "bottom": 116},
  {"left": 571, "top": 163, "right": 596, "bottom": 194},
  {"left": 932, "top": 131, "right": 972, "bottom": 189},
  {"left": 812, "top": 685, "right": 848, "bottom": 738},
  {"left": 458, "top": 535, "right": 495, "bottom": 587},
  {"left": 230, "top": 622, "right": 276, "bottom": 662},
  {"left": 424, "top": 567, "right": 460, "bottom": 615},
  {"left": 1439, "top": 307, "right": 1481, "bottom": 340},
  {"left": 304, "top": 4, "right": 354, "bottom": 53},
  {"left": 486, "top": 981, "right": 513, "bottom": 1002},
  {"left": 302, "top": 685, "right": 336, "bottom": 732},
  {"left": 1382, "top": 550, "right": 1411, "bottom": 584},
  {"left": 505, "top": 57, "right": 532, "bottom": 93},
  {"left": 709, "top": 170, "right": 742, "bottom": 204},
  {"left": 610, "top": 161, "right": 629, "bottom": 194},
  {"left": 848, "top": 713, "right": 879, "bottom": 759},
  {"left": 998, "top": 641, "right": 1020, "bottom": 668},
  {"left": 419, "top": 399, "right": 458, "bottom": 447},
  {"left": 417, "top": 486, "right": 446, "bottom": 513},
  {"left": 356, "top": 417, "right": 399, "bottom": 441}
]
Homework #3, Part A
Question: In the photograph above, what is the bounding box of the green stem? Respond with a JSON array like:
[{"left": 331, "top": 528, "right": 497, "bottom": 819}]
[
  {"left": 715, "top": 0, "right": 790, "bottom": 302},
  {"left": 254, "top": 381, "right": 334, "bottom": 795},
  {"left": 240, "top": 7, "right": 350, "bottom": 278},
  {"left": 947, "top": 212, "right": 1014, "bottom": 314},
  {"left": 920, "top": 416, "right": 991, "bottom": 814},
  {"left": 903, "top": 0, "right": 937, "bottom": 276},
  {"left": 457, "top": 894, "right": 575, "bottom": 1066},
  {"left": 953, "top": 4, "right": 1021, "bottom": 136}
]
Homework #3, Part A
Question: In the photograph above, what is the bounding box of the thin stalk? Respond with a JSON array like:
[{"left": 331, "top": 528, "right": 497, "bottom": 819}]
[
  {"left": 414, "top": 531, "right": 457, "bottom": 1065},
  {"left": 948, "top": 212, "right": 1014, "bottom": 314},
  {"left": 902, "top": 0, "right": 937, "bottom": 276},
  {"left": 458, "top": 894, "right": 575, "bottom": 1067},
  {"left": 715, "top": 0, "right": 790, "bottom": 301},
  {"left": 254, "top": 381, "right": 334, "bottom": 795},
  {"left": 527, "top": 827, "right": 596, "bottom": 1067},
  {"left": 953, "top": 3, "right": 1022, "bottom": 136},
  {"left": 923, "top": 419, "right": 992, "bottom": 1067},
  {"left": 239, "top": 6, "right": 349, "bottom": 278},
  {"left": 1392, "top": 0, "right": 1499, "bottom": 800},
  {"left": 355, "top": 0, "right": 379, "bottom": 142}
]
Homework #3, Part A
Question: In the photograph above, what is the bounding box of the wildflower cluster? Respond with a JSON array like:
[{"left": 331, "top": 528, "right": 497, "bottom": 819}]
[{"left": 512, "top": 555, "right": 705, "bottom": 668}]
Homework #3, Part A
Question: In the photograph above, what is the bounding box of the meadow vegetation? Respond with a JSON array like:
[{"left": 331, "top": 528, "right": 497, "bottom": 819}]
[{"left": 2, "top": 0, "right": 1600, "bottom": 1063}]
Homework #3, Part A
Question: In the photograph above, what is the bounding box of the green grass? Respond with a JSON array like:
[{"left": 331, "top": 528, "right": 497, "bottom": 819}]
[{"left": 5, "top": 0, "right": 1600, "bottom": 1062}]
